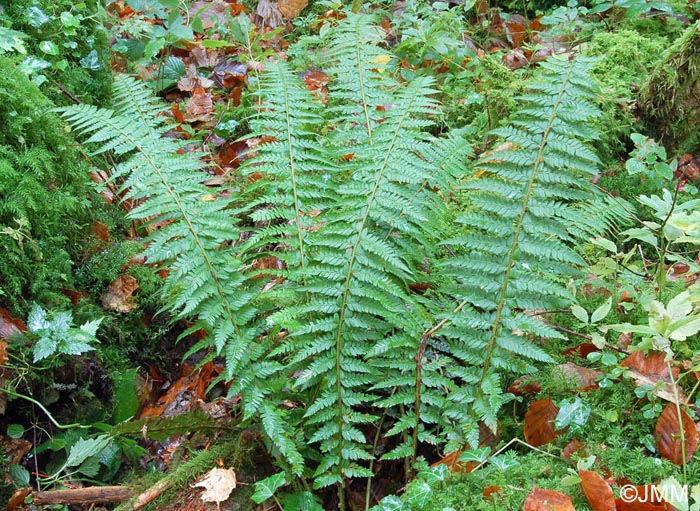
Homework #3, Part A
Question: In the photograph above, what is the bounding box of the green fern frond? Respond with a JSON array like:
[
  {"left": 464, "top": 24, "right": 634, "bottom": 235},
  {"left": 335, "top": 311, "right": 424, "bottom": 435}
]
[{"left": 419, "top": 56, "right": 620, "bottom": 448}]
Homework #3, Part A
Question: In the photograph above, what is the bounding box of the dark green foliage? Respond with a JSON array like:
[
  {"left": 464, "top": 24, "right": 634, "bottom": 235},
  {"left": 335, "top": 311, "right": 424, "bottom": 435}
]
[
  {"left": 0, "top": 57, "right": 99, "bottom": 310},
  {"left": 0, "top": 0, "right": 111, "bottom": 105},
  {"left": 59, "top": 13, "right": 621, "bottom": 504}
]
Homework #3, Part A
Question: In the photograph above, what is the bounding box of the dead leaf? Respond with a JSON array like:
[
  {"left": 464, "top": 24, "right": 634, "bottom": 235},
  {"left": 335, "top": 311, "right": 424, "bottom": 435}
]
[
  {"left": 0, "top": 340, "right": 6, "bottom": 366},
  {"left": 278, "top": 0, "right": 307, "bottom": 19},
  {"left": 655, "top": 403, "right": 698, "bottom": 464},
  {"left": 254, "top": 0, "right": 284, "bottom": 28},
  {"left": 579, "top": 470, "right": 615, "bottom": 511},
  {"left": 194, "top": 467, "right": 237, "bottom": 506},
  {"left": 430, "top": 450, "right": 474, "bottom": 473},
  {"left": 621, "top": 351, "right": 686, "bottom": 405},
  {"left": 5, "top": 487, "right": 32, "bottom": 511},
  {"left": 189, "top": 0, "right": 228, "bottom": 30},
  {"left": 102, "top": 275, "right": 139, "bottom": 313},
  {"left": 92, "top": 221, "right": 110, "bottom": 243},
  {"left": 0, "top": 436, "right": 32, "bottom": 464},
  {"left": 524, "top": 398, "right": 562, "bottom": 447},
  {"left": 185, "top": 85, "right": 214, "bottom": 122},
  {"left": 523, "top": 487, "right": 575, "bottom": 511},
  {"left": 0, "top": 307, "right": 26, "bottom": 340}
]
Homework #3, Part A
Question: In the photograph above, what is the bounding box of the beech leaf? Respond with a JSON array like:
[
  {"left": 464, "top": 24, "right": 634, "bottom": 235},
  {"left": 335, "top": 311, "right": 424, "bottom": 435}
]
[
  {"left": 655, "top": 403, "right": 698, "bottom": 465},
  {"left": 579, "top": 469, "right": 615, "bottom": 511}
]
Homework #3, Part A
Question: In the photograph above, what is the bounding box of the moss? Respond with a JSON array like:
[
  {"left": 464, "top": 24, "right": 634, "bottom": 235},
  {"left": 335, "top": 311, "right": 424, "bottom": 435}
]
[
  {"left": 0, "top": 56, "right": 108, "bottom": 312},
  {"left": 582, "top": 29, "right": 667, "bottom": 166},
  {"left": 638, "top": 21, "right": 700, "bottom": 154}
]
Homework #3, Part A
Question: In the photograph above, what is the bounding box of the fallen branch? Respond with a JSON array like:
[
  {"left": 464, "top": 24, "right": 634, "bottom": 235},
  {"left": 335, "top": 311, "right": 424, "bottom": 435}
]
[{"left": 32, "top": 486, "right": 133, "bottom": 505}]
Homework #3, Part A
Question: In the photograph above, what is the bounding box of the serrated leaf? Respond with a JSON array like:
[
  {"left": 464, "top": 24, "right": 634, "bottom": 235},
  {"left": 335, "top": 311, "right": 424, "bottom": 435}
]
[
  {"left": 62, "top": 436, "right": 111, "bottom": 471},
  {"left": 33, "top": 336, "right": 57, "bottom": 362},
  {"left": 7, "top": 424, "right": 25, "bottom": 439},
  {"left": 9, "top": 464, "right": 30, "bottom": 486},
  {"left": 77, "top": 456, "right": 100, "bottom": 477},
  {"left": 251, "top": 472, "right": 286, "bottom": 504}
]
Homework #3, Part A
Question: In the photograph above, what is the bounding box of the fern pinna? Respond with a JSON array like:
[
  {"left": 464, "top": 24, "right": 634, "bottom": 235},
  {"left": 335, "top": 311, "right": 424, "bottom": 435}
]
[{"left": 59, "top": 14, "right": 620, "bottom": 508}]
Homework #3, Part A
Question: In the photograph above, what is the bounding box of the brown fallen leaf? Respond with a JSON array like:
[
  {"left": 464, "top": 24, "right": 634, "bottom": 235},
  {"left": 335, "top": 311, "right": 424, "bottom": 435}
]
[
  {"left": 524, "top": 398, "right": 562, "bottom": 447},
  {"left": 194, "top": 467, "right": 237, "bottom": 507},
  {"left": 579, "top": 469, "right": 615, "bottom": 511},
  {"left": 102, "top": 275, "right": 139, "bottom": 313},
  {"left": 254, "top": 0, "right": 284, "bottom": 28},
  {"left": 655, "top": 403, "right": 698, "bottom": 465},
  {"left": 621, "top": 351, "right": 686, "bottom": 405},
  {"left": 278, "top": 0, "right": 307, "bottom": 19},
  {"left": 5, "top": 487, "right": 32, "bottom": 511},
  {"left": 523, "top": 487, "right": 575, "bottom": 511},
  {"left": 0, "top": 307, "right": 26, "bottom": 340}
]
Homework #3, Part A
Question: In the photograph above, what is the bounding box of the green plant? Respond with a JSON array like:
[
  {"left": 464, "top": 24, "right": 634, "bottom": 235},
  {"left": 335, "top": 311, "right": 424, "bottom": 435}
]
[
  {"left": 25, "top": 305, "right": 101, "bottom": 363},
  {"left": 58, "top": 13, "right": 621, "bottom": 508}
]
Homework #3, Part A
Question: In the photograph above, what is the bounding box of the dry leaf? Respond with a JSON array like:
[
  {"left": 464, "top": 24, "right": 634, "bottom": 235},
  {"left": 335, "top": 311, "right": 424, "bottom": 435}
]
[
  {"left": 102, "top": 275, "right": 139, "bottom": 313},
  {"left": 579, "top": 470, "right": 615, "bottom": 511},
  {"left": 278, "top": 0, "right": 308, "bottom": 19},
  {"left": 5, "top": 487, "right": 32, "bottom": 511},
  {"left": 556, "top": 362, "right": 603, "bottom": 391},
  {"left": 655, "top": 403, "right": 699, "bottom": 464},
  {"left": 621, "top": 351, "right": 686, "bottom": 405},
  {"left": 254, "top": 0, "right": 284, "bottom": 28},
  {"left": 0, "top": 307, "right": 26, "bottom": 340},
  {"left": 189, "top": 0, "right": 228, "bottom": 30},
  {"left": 523, "top": 487, "right": 575, "bottom": 511},
  {"left": 524, "top": 398, "right": 561, "bottom": 447},
  {"left": 194, "top": 467, "right": 237, "bottom": 506},
  {"left": 430, "top": 450, "right": 474, "bottom": 473}
]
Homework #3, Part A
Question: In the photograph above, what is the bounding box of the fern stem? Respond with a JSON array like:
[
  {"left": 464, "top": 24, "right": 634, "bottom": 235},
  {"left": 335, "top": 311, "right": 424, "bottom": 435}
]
[
  {"left": 279, "top": 67, "right": 307, "bottom": 275},
  {"left": 333, "top": 91, "right": 416, "bottom": 504},
  {"left": 476, "top": 59, "right": 577, "bottom": 391},
  {"left": 353, "top": 19, "right": 374, "bottom": 141}
]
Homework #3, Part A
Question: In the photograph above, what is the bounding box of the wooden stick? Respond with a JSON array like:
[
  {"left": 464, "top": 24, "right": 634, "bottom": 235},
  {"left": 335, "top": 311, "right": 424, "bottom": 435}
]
[{"left": 32, "top": 486, "right": 133, "bottom": 505}]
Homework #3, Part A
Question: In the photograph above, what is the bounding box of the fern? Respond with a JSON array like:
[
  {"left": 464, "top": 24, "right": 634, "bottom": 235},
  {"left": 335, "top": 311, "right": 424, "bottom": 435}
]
[
  {"left": 59, "top": 15, "right": 622, "bottom": 509},
  {"left": 416, "top": 56, "right": 616, "bottom": 451},
  {"left": 58, "top": 76, "right": 305, "bottom": 475}
]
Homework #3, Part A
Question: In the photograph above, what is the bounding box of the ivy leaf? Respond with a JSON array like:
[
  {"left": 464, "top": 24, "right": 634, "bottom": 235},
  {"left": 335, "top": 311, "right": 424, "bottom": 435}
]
[
  {"left": 405, "top": 480, "right": 432, "bottom": 508},
  {"left": 251, "top": 472, "right": 286, "bottom": 504},
  {"left": 555, "top": 397, "right": 591, "bottom": 431},
  {"left": 39, "top": 41, "right": 60, "bottom": 56}
]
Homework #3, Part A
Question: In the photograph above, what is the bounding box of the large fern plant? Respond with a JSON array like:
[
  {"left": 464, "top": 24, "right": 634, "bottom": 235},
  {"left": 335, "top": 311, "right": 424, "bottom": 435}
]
[{"left": 59, "top": 14, "right": 621, "bottom": 508}]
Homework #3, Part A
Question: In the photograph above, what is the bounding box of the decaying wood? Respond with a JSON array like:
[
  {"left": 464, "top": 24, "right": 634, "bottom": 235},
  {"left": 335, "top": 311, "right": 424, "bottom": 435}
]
[
  {"left": 132, "top": 479, "right": 174, "bottom": 509},
  {"left": 32, "top": 486, "right": 133, "bottom": 505}
]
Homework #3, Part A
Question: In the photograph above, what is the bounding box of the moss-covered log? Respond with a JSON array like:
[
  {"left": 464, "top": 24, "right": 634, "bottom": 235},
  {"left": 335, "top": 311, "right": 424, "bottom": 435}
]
[{"left": 638, "top": 21, "right": 700, "bottom": 153}]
